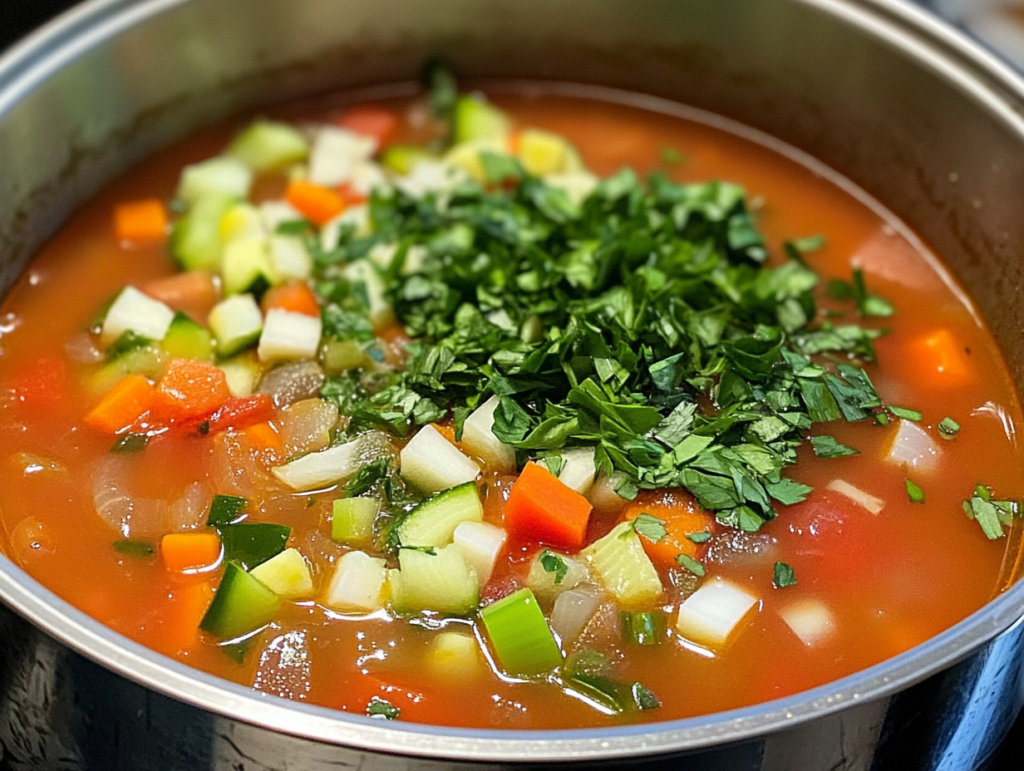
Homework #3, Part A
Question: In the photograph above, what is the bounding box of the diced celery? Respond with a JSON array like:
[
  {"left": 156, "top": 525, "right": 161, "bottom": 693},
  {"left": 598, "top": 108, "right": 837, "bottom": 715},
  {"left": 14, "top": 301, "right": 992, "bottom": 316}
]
[
  {"left": 324, "top": 550, "right": 387, "bottom": 613},
  {"left": 162, "top": 312, "right": 214, "bottom": 361},
  {"left": 200, "top": 562, "right": 281, "bottom": 640},
  {"left": 453, "top": 95, "right": 511, "bottom": 143},
  {"left": 221, "top": 235, "right": 278, "bottom": 297},
  {"left": 400, "top": 425, "right": 481, "bottom": 493},
  {"left": 388, "top": 545, "right": 479, "bottom": 615},
  {"left": 248, "top": 547, "right": 313, "bottom": 599},
  {"left": 331, "top": 497, "right": 379, "bottom": 544},
  {"left": 171, "top": 194, "right": 235, "bottom": 270},
  {"left": 228, "top": 120, "right": 310, "bottom": 173},
  {"left": 258, "top": 309, "right": 322, "bottom": 363},
  {"left": 100, "top": 286, "right": 175, "bottom": 346},
  {"left": 526, "top": 550, "right": 590, "bottom": 601},
  {"left": 177, "top": 156, "right": 252, "bottom": 205},
  {"left": 396, "top": 482, "right": 483, "bottom": 548},
  {"left": 271, "top": 437, "right": 364, "bottom": 491},
  {"left": 582, "top": 522, "right": 663, "bottom": 605},
  {"left": 217, "top": 351, "right": 260, "bottom": 398},
  {"left": 460, "top": 395, "right": 515, "bottom": 472},
  {"left": 208, "top": 294, "right": 263, "bottom": 358},
  {"left": 321, "top": 339, "right": 368, "bottom": 374},
  {"left": 479, "top": 587, "right": 562, "bottom": 677}
]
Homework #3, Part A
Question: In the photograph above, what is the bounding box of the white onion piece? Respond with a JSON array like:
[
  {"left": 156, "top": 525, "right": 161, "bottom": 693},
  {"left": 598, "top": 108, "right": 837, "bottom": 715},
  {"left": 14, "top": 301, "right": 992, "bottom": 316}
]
[
  {"left": 675, "top": 579, "right": 759, "bottom": 651},
  {"left": 885, "top": 419, "right": 941, "bottom": 473},
  {"left": 551, "top": 585, "right": 603, "bottom": 646},
  {"left": 257, "top": 361, "right": 326, "bottom": 408},
  {"left": 400, "top": 425, "right": 480, "bottom": 493},
  {"left": 826, "top": 479, "right": 885, "bottom": 516},
  {"left": 706, "top": 531, "right": 778, "bottom": 567},
  {"left": 279, "top": 398, "right": 338, "bottom": 455},
  {"left": 272, "top": 437, "right": 365, "bottom": 491},
  {"left": 91, "top": 458, "right": 168, "bottom": 538},
  {"left": 779, "top": 599, "right": 836, "bottom": 647},
  {"left": 167, "top": 481, "right": 212, "bottom": 532},
  {"left": 210, "top": 432, "right": 277, "bottom": 498}
]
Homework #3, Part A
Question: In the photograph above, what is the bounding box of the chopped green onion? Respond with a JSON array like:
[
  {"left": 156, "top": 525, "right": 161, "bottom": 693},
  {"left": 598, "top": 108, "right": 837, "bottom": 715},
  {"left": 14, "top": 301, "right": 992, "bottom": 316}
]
[
  {"left": 619, "top": 611, "right": 665, "bottom": 646},
  {"left": 110, "top": 433, "right": 149, "bottom": 454},
  {"left": 480, "top": 588, "right": 562, "bottom": 677},
  {"left": 773, "top": 561, "right": 797, "bottom": 588},
  {"left": 906, "top": 479, "right": 925, "bottom": 504},
  {"left": 938, "top": 417, "right": 961, "bottom": 439},
  {"left": 207, "top": 495, "right": 247, "bottom": 526},
  {"left": 676, "top": 553, "right": 705, "bottom": 577}
]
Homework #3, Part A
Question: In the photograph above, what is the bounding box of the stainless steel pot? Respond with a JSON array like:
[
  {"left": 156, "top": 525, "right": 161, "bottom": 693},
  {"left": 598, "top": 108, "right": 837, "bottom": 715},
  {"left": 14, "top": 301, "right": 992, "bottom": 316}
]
[{"left": 2, "top": 0, "right": 1024, "bottom": 768}]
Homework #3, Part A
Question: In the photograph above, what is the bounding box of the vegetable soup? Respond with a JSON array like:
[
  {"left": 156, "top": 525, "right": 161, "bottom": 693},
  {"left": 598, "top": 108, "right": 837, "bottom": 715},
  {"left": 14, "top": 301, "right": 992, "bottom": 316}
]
[{"left": 0, "top": 70, "right": 1021, "bottom": 729}]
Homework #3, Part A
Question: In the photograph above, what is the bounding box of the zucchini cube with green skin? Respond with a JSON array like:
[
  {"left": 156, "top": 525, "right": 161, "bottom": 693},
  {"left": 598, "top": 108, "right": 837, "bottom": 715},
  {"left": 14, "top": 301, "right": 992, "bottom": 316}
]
[
  {"left": 171, "top": 193, "right": 236, "bottom": 271},
  {"left": 332, "top": 497, "right": 379, "bottom": 544},
  {"left": 228, "top": 120, "right": 309, "bottom": 173},
  {"left": 453, "top": 95, "right": 511, "bottom": 144},
  {"left": 200, "top": 562, "right": 281, "bottom": 640},
  {"left": 221, "top": 235, "right": 279, "bottom": 297},
  {"left": 396, "top": 482, "right": 483, "bottom": 549},
  {"left": 208, "top": 294, "right": 263, "bottom": 358},
  {"left": 388, "top": 545, "right": 479, "bottom": 616},
  {"left": 248, "top": 548, "right": 313, "bottom": 599},
  {"left": 162, "top": 312, "right": 214, "bottom": 361},
  {"left": 177, "top": 156, "right": 253, "bottom": 206},
  {"left": 480, "top": 587, "right": 562, "bottom": 678}
]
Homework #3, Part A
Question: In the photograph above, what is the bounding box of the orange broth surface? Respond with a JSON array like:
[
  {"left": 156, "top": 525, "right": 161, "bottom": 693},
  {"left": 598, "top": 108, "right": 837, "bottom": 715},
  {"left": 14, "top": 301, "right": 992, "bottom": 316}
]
[{"left": 0, "top": 86, "right": 1021, "bottom": 729}]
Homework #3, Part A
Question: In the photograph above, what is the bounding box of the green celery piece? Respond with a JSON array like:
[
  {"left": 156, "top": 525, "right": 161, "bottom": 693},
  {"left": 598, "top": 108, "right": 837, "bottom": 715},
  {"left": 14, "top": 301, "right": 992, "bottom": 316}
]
[
  {"left": 217, "top": 523, "right": 291, "bottom": 570},
  {"left": 228, "top": 120, "right": 309, "bottom": 173},
  {"left": 200, "top": 562, "right": 281, "bottom": 640},
  {"left": 332, "top": 497, "right": 378, "bottom": 543},
  {"left": 480, "top": 587, "right": 562, "bottom": 677}
]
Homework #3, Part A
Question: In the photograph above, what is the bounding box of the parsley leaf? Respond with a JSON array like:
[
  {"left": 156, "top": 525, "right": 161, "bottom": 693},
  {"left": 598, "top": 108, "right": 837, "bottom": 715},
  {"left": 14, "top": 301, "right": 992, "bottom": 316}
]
[
  {"left": 366, "top": 696, "right": 401, "bottom": 721},
  {"left": 676, "top": 553, "right": 705, "bottom": 576},
  {"left": 686, "top": 531, "right": 712, "bottom": 544},
  {"left": 632, "top": 513, "right": 667, "bottom": 543},
  {"left": 540, "top": 550, "right": 568, "bottom": 585},
  {"left": 773, "top": 561, "right": 797, "bottom": 588},
  {"left": 906, "top": 478, "right": 925, "bottom": 504},
  {"left": 809, "top": 435, "right": 859, "bottom": 458}
]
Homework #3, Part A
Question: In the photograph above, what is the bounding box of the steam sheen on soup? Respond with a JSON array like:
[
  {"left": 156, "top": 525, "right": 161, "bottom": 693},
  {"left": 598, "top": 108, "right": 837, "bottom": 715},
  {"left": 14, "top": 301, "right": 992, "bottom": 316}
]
[{"left": 0, "top": 76, "right": 1020, "bottom": 729}]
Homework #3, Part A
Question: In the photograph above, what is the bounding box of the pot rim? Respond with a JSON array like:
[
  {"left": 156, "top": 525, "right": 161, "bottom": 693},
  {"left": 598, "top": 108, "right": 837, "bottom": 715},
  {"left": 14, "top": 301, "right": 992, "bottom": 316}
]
[{"left": 2, "top": 0, "right": 1024, "bottom": 761}]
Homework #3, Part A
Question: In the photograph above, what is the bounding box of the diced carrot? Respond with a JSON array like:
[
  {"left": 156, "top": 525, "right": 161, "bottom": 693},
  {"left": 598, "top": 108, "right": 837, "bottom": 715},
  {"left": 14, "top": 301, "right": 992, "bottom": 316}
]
[
  {"left": 337, "top": 182, "right": 368, "bottom": 207},
  {"left": 504, "top": 461, "right": 592, "bottom": 551},
  {"left": 154, "top": 358, "right": 231, "bottom": 422},
  {"left": 908, "top": 329, "right": 973, "bottom": 386},
  {"left": 208, "top": 394, "right": 278, "bottom": 433},
  {"left": 114, "top": 199, "right": 168, "bottom": 244},
  {"left": 623, "top": 490, "right": 717, "bottom": 569},
  {"left": 261, "top": 282, "right": 321, "bottom": 318},
  {"left": 508, "top": 130, "right": 522, "bottom": 156},
  {"left": 377, "top": 322, "right": 412, "bottom": 366},
  {"left": 285, "top": 180, "right": 346, "bottom": 226},
  {"left": 84, "top": 374, "right": 156, "bottom": 434},
  {"left": 161, "top": 532, "right": 223, "bottom": 573},
  {"left": 157, "top": 579, "right": 216, "bottom": 654},
  {"left": 335, "top": 105, "right": 398, "bottom": 147},
  {"left": 142, "top": 271, "right": 219, "bottom": 323},
  {"left": 245, "top": 421, "right": 284, "bottom": 453}
]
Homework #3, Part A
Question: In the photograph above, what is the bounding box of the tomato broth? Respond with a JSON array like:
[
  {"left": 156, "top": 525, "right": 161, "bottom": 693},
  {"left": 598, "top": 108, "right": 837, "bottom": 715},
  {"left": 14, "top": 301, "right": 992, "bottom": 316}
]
[{"left": 0, "top": 84, "right": 1020, "bottom": 729}]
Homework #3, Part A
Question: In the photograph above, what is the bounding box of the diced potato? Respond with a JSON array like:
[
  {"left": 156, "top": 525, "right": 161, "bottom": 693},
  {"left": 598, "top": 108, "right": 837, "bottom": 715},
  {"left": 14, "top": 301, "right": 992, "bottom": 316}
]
[
  {"left": 557, "top": 447, "right": 597, "bottom": 496},
  {"left": 249, "top": 548, "right": 314, "bottom": 599},
  {"left": 324, "top": 550, "right": 387, "bottom": 613},
  {"left": 675, "top": 579, "right": 759, "bottom": 650},
  {"left": 400, "top": 425, "right": 481, "bottom": 493},
  {"left": 460, "top": 396, "right": 515, "bottom": 473}
]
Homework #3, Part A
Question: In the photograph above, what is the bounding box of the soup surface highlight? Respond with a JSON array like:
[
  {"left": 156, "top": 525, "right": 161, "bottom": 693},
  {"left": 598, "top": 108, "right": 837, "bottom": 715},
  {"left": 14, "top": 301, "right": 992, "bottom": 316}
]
[{"left": 0, "top": 80, "right": 1021, "bottom": 729}]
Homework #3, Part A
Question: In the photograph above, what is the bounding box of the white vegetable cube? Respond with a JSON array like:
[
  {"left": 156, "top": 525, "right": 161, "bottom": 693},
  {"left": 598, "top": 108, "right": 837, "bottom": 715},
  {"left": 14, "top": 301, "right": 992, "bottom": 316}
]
[
  {"left": 343, "top": 259, "right": 393, "bottom": 328},
  {"left": 453, "top": 521, "right": 507, "bottom": 585},
  {"left": 557, "top": 447, "right": 597, "bottom": 496},
  {"left": 430, "top": 631, "right": 482, "bottom": 676},
  {"left": 779, "top": 598, "right": 836, "bottom": 647},
  {"left": 526, "top": 550, "right": 591, "bottom": 600},
  {"left": 177, "top": 156, "right": 253, "bottom": 205},
  {"left": 272, "top": 437, "right": 364, "bottom": 491},
  {"left": 308, "top": 127, "right": 377, "bottom": 186},
  {"left": 325, "top": 550, "right": 387, "bottom": 613},
  {"left": 259, "top": 200, "right": 303, "bottom": 232},
  {"left": 400, "top": 425, "right": 481, "bottom": 493},
  {"left": 258, "top": 309, "right": 322, "bottom": 362},
  {"left": 320, "top": 205, "right": 371, "bottom": 250},
  {"left": 827, "top": 479, "right": 885, "bottom": 515},
  {"left": 249, "top": 548, "right": 314, "bottom": 599},
  {"left": 269, "top": 235, "right": 313, "bottom": 281},
  {"left": 460, "top": 396, "right": 515, "bottom": 472},
  {"left": 885, "top": 419, "right": 941, "bottom": 473},
  {"left": 348, "top": 161, "right": 388, "bottom": 195},
  {"left": 101, "top": 286, "right": 175, "bottom": 345},
  {"left": 208, "top": 294, "right": 263, "bottom": 357},
  {"left": 588, "top": 472, "right": 628, "bottom": 516},
  {"left": 545, "top": 171, "right": 599, "bottom": 206},
  {"left": 676, "top": 579, "right": 759, "bottom": 651}
]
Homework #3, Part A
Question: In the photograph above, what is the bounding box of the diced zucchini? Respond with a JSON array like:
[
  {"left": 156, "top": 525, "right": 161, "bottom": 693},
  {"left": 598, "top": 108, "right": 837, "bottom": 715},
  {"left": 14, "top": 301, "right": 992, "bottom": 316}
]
[
  {"left": 217, "top": 351, "right": 261, "bottom": 397},
  {"left": 248, "top": 547, "right": 313, "bottom": 599},
  {"left": 177, "top": 156, "right": 252, "bottom": 206},
  {"left": 675, "top": 579, "right": 759, "bottom": 651},
  {"left": 557, "top": 447, "right": 597, "bottom": 496},
  {"left": 271, "top": 437, "right": 364, "bottom": 491},
  {"left": 430, "top": 630, "right": 481, "bottom": 675},
  {"left": 452, "top": 521, "right": 506, "bottom": 585},
  {"left": 170, "top": 194, "right": 235, "bottom": 270},
  {"left": 89, "top": 344, "right": 168, "bottom": 395},
  {"left": 380, "top": 145, "right": 437, "bottom": 175},
  {"left": 208, "top": 294, "right": 263, "bottom": 358},
  {"left": 331, "top": 497, "right": 379, "bottom": 544},
  {"left": 199, "top": 562, "right": 281, "bottom": 640},
  {"left": 258, "top": 308, "right": 322, "bottom": 362},
  {"left": 320, "top": 339, "right": 368, "bottom": 374},
  {"left": 545, "top": 171, "right": 599, "bottom": 206},
  {"left": 460, "top": 395, "right": 515, "bottom": 473},
  {"left": 100, "top": 286, "right": 175, "bottom": 346},
  {"left": 162, "top": 312, "right": 214, "bottom": 361},
  {"left": 479, "top": 587, "right": 562, "bottom": 677},
  {"left": 324, "top": 550, "right": 387, "bottom": 613},
  {"left": 453, "top": 95, "right": 511, "bottom": 144},
  {"left": 268, "top": 235, "right": 313, "bottom": 281},
  {"left": 221, "top": 235, "right": 278, "bottom": 297},
  {"left": 397, "top": 482, "right": 483, "bottom": 548},
  {"left": 342, "top": 259, "right": 393, "bottom": 329},
  {"left": 307, "top": 126, "right": 377, "bottom": 186},
  {"left": 444, "top": 139, "right": 508, "bottom": 183},
  {"left": 218, "top": 202, "right": 264, "bottom": 242},
  {"left": 388, "top": 545, "right": 479, "bottom": 615},
  {"left": 217, "top": 522, "right": 291, "bottom": 570},
  {"left": 516, "top": 129, "right": 575, "bottom": 176},
  {"left": 526, "top": 550, "right": 591, "bottom": 601},
  {"left": 228, "top": 120, "right": 310, "bottom": 173},
  {"left": 582, "top": 522, "right": 663, "bottom": 605},
  {"left": 400, "top": 424, "right": 481, "bottom": 493}
]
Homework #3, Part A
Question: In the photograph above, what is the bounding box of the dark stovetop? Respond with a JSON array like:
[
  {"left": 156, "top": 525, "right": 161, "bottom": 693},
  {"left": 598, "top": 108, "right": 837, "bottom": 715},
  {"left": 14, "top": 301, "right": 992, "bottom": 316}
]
[{"left": 0, "top": 0, "right": 1022, "bottom": 768}]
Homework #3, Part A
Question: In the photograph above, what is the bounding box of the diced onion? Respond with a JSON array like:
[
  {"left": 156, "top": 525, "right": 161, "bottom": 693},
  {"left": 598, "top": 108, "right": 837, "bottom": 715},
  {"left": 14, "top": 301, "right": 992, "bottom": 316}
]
[
  {"left": 400, "top": 425, "right": 481, "bottom": 493},
  {"left": 167, "top": 481, "right": 211, "bottom": 532},
  {"left": 278, "top": 398, "right": 338, "bottom": 455},
  {"left": 779, "top": 598, "right": 836, "bottom": 647},
  {"left": 675, "top": 579, "right": 759, "bottom": 651},
  {"left": 271, "top": 437, "right": 365, "bottom": 491},
  {"left": 257, "top": 360, "right": 325, "bottom": 407},
  {"left": 885, "top": 419, "right": 941, "bottom": 473},
  {"left": 550, "top": 585, "right": 603, "bottom": 646},
  {"left": 557, "top": 447, "right": 597, "bottom": 496},
  {"left": 826, "top": 478, "right": 885, "bottom": 515},
  {"left": 452, "top": 521, "right": 507, "bottom": 585}
]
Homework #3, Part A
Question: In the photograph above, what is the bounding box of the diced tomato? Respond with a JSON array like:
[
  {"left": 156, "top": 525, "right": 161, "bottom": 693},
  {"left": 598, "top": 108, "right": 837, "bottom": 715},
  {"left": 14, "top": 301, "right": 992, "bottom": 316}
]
[
  {"left": 261, "top": 282, "right": 321, "bottom": 318},
  {"left": 335, "top": 105, "right": 399, "bottom": 147},
  {"left": 142, "top": 271, "right": 218, "bottom": 323},
  {"left": 6, "top": 357, "right": 66, "bottom": 407},
  {"left": 207, "top": 394, "right": 277, "bottom": 433},
  {"left": 153, "top": 358, "right": 231, "bottom": 423},
  {"left": 336, "top": 182, "right": 368, "bottom": 207}
]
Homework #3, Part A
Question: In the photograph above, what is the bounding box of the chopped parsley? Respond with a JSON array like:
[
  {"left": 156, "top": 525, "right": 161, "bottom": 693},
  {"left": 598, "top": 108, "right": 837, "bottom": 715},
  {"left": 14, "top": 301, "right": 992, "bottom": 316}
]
[
  {"left": 773, "top": 561, "right": 797, "bottom": 588},
  {"left": 112, "top": 539, "right": 155, "bottom": 558},
  {"left": 630, "top": 682, "right": 661, "bottom": 710},
  {"left": 676, "top": 553, "right": 705, "bottom": 577},
  {"left": 809, "top": 435, "right": 859, "bottom": 458},
  {"left": 906, "top": 478, "right": 925, "bottom": 504},
  {"left": 963, "top": 485, "right": 1021, "bottom": 540},
  {"left": 539, "top": 550, "right": 568, "bottom": 584},
  {"left": 685, "top": 531, "right": 712, "bottom": 544},
  {"left": 632, "top": 513, "right": 667, "bottom": 543},
  {"left": 366, "top": 696, "right": 401, "bottom": 721},
  {"left": 939, "top": 416, "right": 961, "bottom": 439}
]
